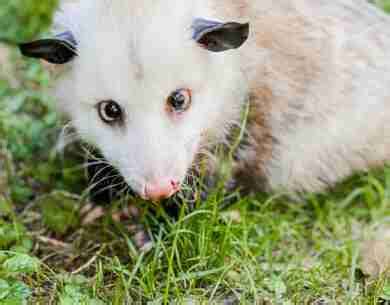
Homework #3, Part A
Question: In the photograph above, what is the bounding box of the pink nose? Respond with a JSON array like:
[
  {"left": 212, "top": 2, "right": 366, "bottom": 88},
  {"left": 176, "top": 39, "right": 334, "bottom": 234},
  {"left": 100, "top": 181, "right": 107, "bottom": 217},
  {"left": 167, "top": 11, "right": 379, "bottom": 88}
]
[{"left": 144, "top": 179, "right": 180, "bottom": 201}]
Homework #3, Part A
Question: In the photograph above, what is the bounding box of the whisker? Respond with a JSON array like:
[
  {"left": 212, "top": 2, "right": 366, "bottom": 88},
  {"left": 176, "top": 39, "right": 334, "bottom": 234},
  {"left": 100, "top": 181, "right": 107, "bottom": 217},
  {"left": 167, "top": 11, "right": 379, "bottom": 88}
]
[
  {"left": 88, "top": 180, "right": 126, "bottom": 199},
  {"left": 55, "top": 122, "right": 80, "bottom": 152},
  {"left": 82, "top": 173, "right": 123, "bottom": 198},
  {"left": 88, "top": 165, "right": 116, "bottom": 186}
]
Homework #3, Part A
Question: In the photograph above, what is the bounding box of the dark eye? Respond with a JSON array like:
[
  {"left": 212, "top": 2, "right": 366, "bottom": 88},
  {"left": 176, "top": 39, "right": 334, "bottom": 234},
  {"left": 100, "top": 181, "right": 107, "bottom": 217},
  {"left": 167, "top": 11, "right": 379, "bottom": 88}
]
[
  {"left": 167, "top": 89, "right": 192, "bottom": 113},
  {"left": 97, "top": 100, "right": 123, "bottom": 124}
]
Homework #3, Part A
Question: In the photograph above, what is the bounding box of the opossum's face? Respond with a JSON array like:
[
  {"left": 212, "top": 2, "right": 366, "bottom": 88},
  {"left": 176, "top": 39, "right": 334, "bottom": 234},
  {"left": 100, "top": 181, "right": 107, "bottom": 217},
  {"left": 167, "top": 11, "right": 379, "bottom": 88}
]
[{"left": 19, "top": 5, "right": 249, "bottom": 201}]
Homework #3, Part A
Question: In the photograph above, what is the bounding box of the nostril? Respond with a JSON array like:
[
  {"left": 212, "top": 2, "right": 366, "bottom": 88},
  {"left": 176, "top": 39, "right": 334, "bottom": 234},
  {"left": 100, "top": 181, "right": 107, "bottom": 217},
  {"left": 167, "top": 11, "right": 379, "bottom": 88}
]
[{"left": 170, "top": 180, "right": 180, "bottom": 191}]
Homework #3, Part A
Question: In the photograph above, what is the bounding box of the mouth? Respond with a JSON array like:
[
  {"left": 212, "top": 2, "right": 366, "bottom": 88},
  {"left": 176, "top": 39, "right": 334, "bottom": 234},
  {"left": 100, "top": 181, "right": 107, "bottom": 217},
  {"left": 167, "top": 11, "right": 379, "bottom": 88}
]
[{"left": 86, "top": 156, "right": 186, "bottom": 203}]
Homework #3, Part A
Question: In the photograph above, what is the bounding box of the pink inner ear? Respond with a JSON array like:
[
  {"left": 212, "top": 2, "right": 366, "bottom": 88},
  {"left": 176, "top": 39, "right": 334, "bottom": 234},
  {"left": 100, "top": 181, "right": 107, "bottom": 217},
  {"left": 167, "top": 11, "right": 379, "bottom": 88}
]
[{"left": 197, "top": 35, "right": 218, "bottom": 49}]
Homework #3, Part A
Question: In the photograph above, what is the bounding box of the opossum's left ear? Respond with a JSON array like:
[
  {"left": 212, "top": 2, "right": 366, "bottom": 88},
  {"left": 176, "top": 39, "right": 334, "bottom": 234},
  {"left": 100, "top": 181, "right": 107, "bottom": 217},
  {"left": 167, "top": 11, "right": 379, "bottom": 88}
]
[
  {"left": 18, "top": 31, "right": 77, "bottom": 64},
  {"left": 192, "top": 18, "right": 249, "bottom": 52}
]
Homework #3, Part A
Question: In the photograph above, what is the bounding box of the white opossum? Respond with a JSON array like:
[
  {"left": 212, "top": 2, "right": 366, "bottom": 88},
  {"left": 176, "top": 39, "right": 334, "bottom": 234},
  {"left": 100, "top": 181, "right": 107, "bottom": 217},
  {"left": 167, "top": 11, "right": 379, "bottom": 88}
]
[{"left": 19, "top": 0, "right": 390, "bottom": 200}]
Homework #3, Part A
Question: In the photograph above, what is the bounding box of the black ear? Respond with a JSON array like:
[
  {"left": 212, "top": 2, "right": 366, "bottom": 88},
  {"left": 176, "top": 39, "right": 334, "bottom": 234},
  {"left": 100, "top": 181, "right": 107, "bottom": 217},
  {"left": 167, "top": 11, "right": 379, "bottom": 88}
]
[
  {"left": 19, "top": 31, "right": 77, "bottom": 64},
  {"left": 192, "top": 18, "right": 249, "bottom": 52}
]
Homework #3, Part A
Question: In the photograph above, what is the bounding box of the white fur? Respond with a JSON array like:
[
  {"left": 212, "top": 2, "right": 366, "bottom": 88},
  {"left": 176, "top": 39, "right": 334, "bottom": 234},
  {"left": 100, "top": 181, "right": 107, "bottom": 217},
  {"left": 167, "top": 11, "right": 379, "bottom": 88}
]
[
  {"left": 262, "top": 0, "right": 390, "bottom": 191},
  {"left": 53, "top": 0, "right": 390, "bottom": 194}
]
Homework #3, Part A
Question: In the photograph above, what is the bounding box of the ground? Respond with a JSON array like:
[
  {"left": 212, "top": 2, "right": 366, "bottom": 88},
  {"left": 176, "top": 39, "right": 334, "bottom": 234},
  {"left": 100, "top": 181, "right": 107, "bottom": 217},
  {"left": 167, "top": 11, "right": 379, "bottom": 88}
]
[{"left": 1, "top": 1, "right": 390, "bottom": 304}]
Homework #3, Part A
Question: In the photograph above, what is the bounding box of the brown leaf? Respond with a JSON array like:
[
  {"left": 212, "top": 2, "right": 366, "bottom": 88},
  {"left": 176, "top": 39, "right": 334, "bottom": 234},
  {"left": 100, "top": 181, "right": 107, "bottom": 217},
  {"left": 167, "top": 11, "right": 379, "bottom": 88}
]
[
  {"left": 81, "top": 206, "right": 105, "bottom": 225},
  {"left": 360, "top": 226, "right": 390, "bottom": 278}
]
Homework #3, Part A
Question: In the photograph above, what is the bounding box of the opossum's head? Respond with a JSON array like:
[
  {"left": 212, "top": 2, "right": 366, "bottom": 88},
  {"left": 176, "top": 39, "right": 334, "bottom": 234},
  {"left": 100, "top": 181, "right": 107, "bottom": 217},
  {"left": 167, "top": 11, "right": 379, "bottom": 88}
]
[{"left": 19, "top": 1, "right": 249, "bottom": 201}]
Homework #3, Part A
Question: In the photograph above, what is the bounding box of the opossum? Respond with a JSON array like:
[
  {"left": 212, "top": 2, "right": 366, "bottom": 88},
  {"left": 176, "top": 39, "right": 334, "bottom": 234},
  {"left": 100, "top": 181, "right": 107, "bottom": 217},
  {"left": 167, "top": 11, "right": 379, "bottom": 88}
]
[{"left": 19, "top": 0, "right": 390, "bottom": 201}]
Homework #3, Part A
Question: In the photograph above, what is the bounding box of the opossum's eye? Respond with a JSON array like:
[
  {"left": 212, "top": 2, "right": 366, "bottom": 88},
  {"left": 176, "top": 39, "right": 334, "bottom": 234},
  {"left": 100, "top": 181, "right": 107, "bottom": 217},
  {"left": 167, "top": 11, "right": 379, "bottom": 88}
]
[
  {"left": 167, "top": 89, "right": 192, "bottom": 113},
  {"left": 97, "top": 100, "right": 123, "bottom": 124}
]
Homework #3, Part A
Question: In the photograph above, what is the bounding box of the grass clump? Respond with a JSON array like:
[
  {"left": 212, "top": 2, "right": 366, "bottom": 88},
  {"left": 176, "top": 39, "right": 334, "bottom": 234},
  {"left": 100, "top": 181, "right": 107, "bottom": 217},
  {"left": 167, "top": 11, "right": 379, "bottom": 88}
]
[
  {"left": 0, "top": 0, "right": 58, "bottom": 44},
  {"left": 38, "top": 192, "right": 81, "bottom": 235}
]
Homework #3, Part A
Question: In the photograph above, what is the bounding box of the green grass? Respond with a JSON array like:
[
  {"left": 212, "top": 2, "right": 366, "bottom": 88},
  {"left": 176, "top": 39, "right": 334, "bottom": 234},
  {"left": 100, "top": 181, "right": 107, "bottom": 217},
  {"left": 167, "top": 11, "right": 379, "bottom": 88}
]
[
  {"left": 376, "top": 0, "right": 390, "bottom": 12},
  {"left": 0, "top": 0, "right": 58, "bottom": 44},
  {"left": 1, "top": 2, "right": 390, "bottom": 304}
]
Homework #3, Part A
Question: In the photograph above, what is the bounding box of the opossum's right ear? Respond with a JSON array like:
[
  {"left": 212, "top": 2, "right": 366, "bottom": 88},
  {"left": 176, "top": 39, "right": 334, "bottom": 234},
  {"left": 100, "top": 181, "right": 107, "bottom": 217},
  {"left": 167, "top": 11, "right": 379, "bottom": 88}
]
[
  {"left": 192, "top": 18, "right": 249, "bottom": 52},
  {"left": 18, "top": 31, "right": 77, "bottom": 64}
]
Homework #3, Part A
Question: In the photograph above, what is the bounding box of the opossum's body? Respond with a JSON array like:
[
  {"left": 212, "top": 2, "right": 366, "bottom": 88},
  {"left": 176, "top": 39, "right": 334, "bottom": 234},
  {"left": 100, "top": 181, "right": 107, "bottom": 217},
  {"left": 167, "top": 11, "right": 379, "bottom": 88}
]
[
  {"left": 232, "top": 0, "right": 390, "bottom": 192},
  {"left": 20, "top": 0, "right": 390, "bottom": 198}
]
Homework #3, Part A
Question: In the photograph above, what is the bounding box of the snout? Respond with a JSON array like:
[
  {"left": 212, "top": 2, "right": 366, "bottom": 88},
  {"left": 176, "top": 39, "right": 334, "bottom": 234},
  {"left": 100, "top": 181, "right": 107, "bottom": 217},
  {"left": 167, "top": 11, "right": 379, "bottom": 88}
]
[{"left": 143, "top": 178, "right": 181, "bottom": 202}]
